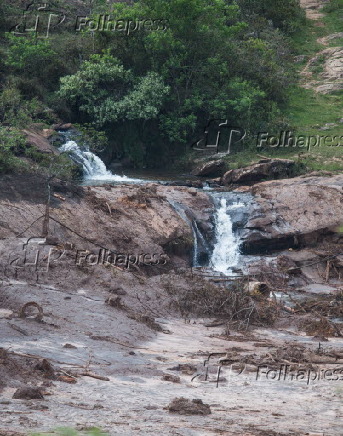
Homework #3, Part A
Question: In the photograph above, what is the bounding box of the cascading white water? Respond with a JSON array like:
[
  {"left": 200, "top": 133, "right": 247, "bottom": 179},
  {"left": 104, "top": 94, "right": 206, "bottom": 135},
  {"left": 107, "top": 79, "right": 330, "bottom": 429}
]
[
  {"left": 59, "top": 140, "right": 137, "bottom": 182},
  {"left": 168, "top": 199, "right": 210, "bottom": 267},
  {"left": 210, "top": 198, "right": 243, "bottom": 274}
]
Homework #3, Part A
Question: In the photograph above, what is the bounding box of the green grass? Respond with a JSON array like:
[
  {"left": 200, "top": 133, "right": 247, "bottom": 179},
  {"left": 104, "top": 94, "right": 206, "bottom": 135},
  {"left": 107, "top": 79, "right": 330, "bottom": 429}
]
[
  {"left": 287, "top": 87, "right": 343, "bottom": 133},
  {"left": 291, "top": 20, "right": 324, "bottom": 56},
  {"left": 290, "top": 0, "right": 343, "bottom": 54},
  {"left": 322, "top": 0, "right": 343, "bottom": 34},
  {"left": 327, "top": 36, "right": 343, "bottom": 46},
  {"left": 233, "top": 0, "right": 343, "bottom": 174},
  {"left": 222, "top": 83, "right": 343, "bottom": 174}
]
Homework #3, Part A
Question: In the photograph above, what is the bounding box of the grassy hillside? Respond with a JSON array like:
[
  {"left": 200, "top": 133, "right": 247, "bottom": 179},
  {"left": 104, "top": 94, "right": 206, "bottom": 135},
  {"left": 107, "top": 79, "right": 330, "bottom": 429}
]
[{"left": 233, "top": 0, "right": 343, "bottom": 173}]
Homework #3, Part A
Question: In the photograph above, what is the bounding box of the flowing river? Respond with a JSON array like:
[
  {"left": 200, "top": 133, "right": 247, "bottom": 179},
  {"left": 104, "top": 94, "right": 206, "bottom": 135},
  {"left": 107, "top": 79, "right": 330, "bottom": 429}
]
[{"left": 60, "top": 137, "right": 250, "bottom": 275}]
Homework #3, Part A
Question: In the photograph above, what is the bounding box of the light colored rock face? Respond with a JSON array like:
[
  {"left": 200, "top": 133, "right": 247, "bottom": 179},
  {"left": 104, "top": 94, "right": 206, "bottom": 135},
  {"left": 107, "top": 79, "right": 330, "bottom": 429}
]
[
  {"left": 300, "top": 0, "right": 326, "bottom": 20},
  {"left": 22, "top": 129, "right": 59, "bottom": 154},
  {"left": 299, "top": 2, "right": 343, "bottom": 94},
  {"left": 240, "top": 174, "right": 343, "bottom": 253},
  {"left": 302, "top": 47, "right": 343, "bottom": 94},
  {"left": 321, "top": 47, "right": 343, "bottom": 79},
  {"left": 317, "top": 32, "right": 343, "bottom": 46}
]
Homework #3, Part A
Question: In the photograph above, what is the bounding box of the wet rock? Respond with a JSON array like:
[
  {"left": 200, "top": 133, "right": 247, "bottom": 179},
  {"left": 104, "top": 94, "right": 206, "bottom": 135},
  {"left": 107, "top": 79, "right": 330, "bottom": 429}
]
[
  {"left": 44, "top": 236, "right": 60, "bottom": 245},
  {"left": 168, "top": 397, "right": 211, "bottom": 415},
  {"left": 163, "top": 235, "right": 193, "bottom": 258},
  {"left": 222, "top": 159, "right": 295, "bottom": 185},
  {"left": 13, "top": 387, "right": 44, "bottom": 400},
  {"left": 192, "top": 159, "right": 226, "bottom": 177},
  {"left": 206, "top": 177, "right": 222, "bottom": 186},
  {"left": 185, "top": 180, "right": 204, "bottom": 188}
]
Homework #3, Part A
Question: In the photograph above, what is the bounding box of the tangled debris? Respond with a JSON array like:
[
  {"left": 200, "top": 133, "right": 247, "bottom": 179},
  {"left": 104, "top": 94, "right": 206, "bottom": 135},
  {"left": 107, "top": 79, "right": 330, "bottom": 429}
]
[{"left": 164, "top": 275, "right": 279, "bottom": 330}]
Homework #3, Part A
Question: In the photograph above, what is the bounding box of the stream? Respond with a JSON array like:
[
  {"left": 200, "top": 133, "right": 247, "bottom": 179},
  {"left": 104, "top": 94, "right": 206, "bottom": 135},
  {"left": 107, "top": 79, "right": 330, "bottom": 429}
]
[{"left": 60, "top": 137, "right": 253, "bottom": 276}]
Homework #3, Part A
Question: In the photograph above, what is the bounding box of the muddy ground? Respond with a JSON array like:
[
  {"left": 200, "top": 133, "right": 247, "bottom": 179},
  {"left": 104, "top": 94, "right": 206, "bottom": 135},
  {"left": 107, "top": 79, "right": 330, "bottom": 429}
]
[{"left": 0, "top": 172, "right": 342, "bottom": 435}]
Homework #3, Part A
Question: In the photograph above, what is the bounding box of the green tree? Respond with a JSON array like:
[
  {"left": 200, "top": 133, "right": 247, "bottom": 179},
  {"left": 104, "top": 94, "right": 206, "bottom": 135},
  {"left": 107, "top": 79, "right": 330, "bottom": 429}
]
[{"left": 58, "top": 53, "right": 169, "bottom": 127}]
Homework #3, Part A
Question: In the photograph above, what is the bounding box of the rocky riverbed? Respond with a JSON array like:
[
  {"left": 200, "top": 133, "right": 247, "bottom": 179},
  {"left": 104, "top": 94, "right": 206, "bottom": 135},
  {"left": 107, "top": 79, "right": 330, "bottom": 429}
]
[{"left": 0, "top": 169, "right": 342, "bottom": 435}]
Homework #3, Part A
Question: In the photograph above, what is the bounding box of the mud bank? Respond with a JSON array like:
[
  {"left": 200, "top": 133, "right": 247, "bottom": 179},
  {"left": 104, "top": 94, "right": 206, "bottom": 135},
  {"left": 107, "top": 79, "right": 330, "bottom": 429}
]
[{"left": 0, "top": 173, "right": 342, "bottom": 435}]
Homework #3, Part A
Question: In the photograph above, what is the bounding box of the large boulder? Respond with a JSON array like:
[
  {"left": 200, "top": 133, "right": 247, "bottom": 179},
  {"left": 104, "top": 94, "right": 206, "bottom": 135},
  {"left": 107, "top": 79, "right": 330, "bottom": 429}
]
[
  {"left": 222, "top": 159, "right": 295, "bottom": 185},
  {"left": 240, "top": 174, "right": 343, "bottom": 254},
  {"left": 22, "top": 129, "right": 59, "bottom": 155},
  {"left": 192, "top": 159, "right": 226, "bottom": 177},
  {"left": 52, "top": 122, "right": 73, "bottom": 131}
]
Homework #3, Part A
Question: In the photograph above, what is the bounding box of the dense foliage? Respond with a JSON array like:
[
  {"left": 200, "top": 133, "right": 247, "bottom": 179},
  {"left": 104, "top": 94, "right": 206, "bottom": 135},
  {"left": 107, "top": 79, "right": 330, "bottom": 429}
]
[{"left": 0, "top": 0, "right": 306, "bottom": 169}]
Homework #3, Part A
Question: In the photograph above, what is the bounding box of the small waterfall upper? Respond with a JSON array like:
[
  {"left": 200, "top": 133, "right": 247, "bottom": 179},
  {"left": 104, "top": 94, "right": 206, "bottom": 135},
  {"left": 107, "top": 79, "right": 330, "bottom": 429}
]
[
  {"left": 59, "top": 140, "right": 138, "bottom": 183},
  {"left": 210, "top": 194, "right": 245, "bottom": 275}
]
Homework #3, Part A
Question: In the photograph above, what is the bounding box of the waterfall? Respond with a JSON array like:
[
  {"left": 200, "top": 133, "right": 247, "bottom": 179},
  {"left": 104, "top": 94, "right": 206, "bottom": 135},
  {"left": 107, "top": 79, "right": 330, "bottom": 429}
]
[
  {"left": 210, "top": 197, "right": 244, "bottom": 275},
  {"left": 168, "top": 199, "right": 209, "bottom": 267},
  {"left": 192, "top": 220, "right": 211, "bottom": 266},
  {"left": 59, "top": 140, "right": 137, "bottom": 182}
]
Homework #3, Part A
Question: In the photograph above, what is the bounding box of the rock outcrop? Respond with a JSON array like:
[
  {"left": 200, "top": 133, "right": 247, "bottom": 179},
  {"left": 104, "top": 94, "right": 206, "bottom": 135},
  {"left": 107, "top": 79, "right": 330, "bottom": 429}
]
[
  {"left": 0, "top": 176, "right": 213, "bottom": 272},
  {"left": 22, "top": 129, "right": 59, "bottom": 155},
  {"left": 239, "top": 174, "right": 343, "bottom": 254},
  {"left": 222, "top": 159, "right": 296, "bottom": 185},
  {"left": 192, "top": 159, "right": 226, "bottom": 177}
]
